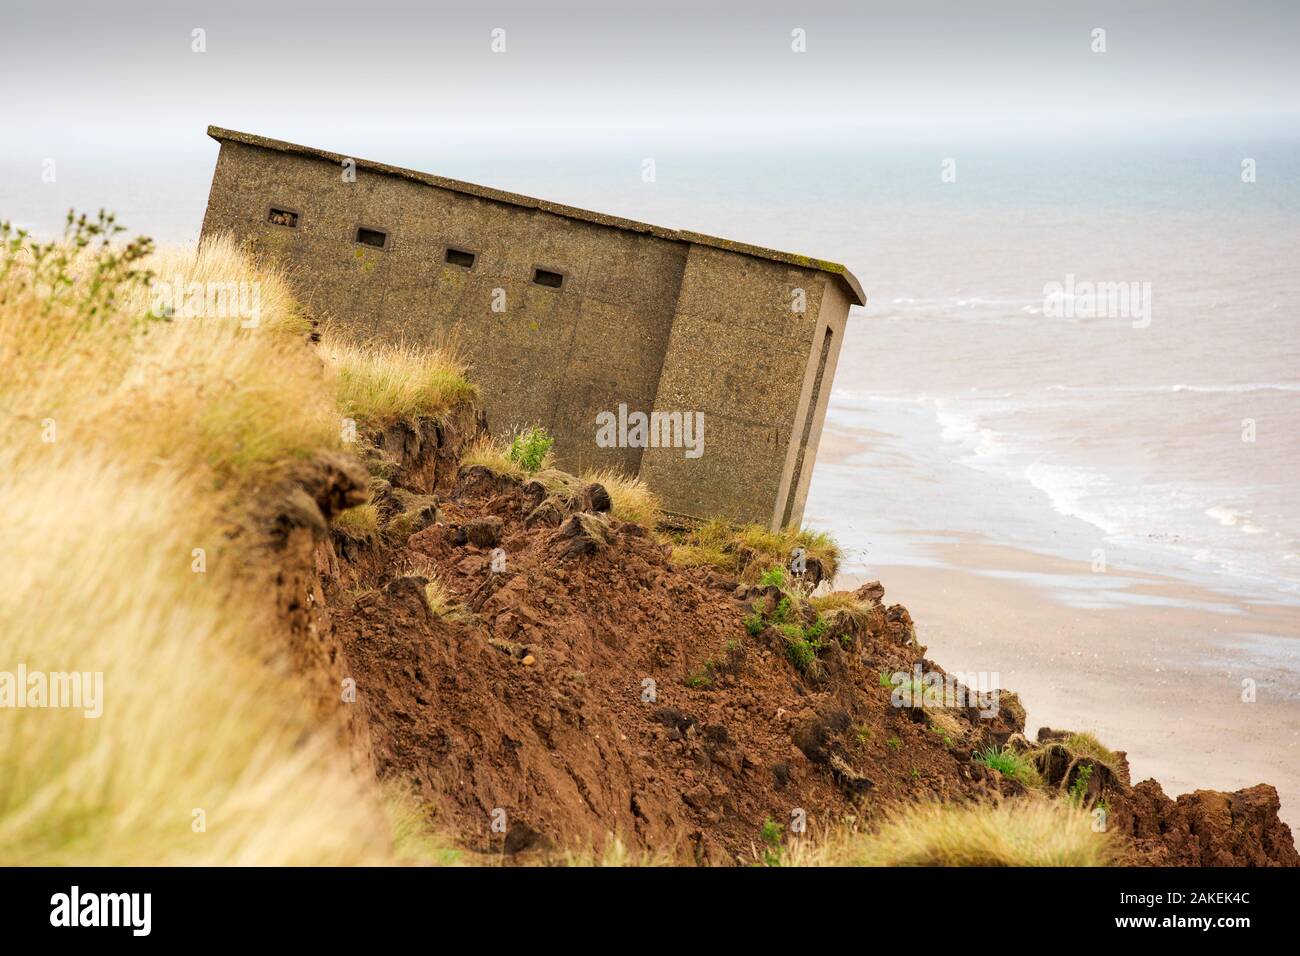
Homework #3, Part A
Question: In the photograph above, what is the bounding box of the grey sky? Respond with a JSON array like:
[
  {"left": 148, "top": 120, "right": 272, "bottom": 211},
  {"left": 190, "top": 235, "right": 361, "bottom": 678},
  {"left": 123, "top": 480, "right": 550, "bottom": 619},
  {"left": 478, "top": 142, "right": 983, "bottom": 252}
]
[{"left": 3, "top": 0, "right": 1297, "bottom": 161}]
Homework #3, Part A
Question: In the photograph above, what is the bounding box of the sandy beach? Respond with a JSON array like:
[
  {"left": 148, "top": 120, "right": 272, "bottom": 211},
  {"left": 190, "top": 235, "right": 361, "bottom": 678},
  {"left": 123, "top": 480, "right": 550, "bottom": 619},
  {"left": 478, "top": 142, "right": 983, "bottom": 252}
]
[{"left": 840, "top": 539, "right": 1300, "bottom": 829}]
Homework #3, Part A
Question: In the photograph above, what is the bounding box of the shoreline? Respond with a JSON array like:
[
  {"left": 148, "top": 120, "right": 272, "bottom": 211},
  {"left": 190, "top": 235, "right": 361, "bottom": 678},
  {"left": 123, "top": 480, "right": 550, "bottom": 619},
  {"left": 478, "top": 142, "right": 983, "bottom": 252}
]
[{"left": 837, "top": 536, "right": 1300, "bottom": 829}]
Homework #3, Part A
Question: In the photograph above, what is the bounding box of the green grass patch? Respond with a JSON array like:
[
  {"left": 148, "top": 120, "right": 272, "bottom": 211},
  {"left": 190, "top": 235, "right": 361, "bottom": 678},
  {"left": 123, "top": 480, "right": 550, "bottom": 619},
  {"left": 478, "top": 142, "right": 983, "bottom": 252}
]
[
  {"left": 973, "top": 745, "right": 1043, "bottom": 788},
  {"left": 506, "top": 425, "right": 554, "bottom": 473}
]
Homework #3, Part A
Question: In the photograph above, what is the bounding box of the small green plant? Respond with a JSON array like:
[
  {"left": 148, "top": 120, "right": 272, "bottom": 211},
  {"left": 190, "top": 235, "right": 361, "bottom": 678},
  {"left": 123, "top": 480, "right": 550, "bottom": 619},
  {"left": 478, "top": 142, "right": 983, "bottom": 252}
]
[
  {"left": 930, "top": 725, "right": 954, "bottom": 748},
  {"left": 784, "top": 632, "right": 821, "bottom": 673},
  {"left": 776, "top": 620, "right": 825, "bottom": 676},
  {"left": 1069, "top": 763, "right": 1095, "bottom": 807},
  {"left": 853, "top": 725, "right": 871, "bottom": 746},
  {"left": 973, "top": 746, "right": 1042, "bottom": 788},
  {"left": 687, "top": 639, "right": 746, "bottom": 688},
  {"left": 3, "top": 210, "right": 156, "bottom": 326},
  {"left": 887, "top": 736, "right": 902, "bottom": 751},
  {"left": 911, "top": 767, "right": 921, "bottom": 780},
  {"left": 758, "top": 565, "right": 786, "bottom": 588},
  {"left": 505, "top": 425, "right": 554, "bottom": 473},
  {"left": 758, "top": 818, "right": 785, "bottom": 866},
  {"left": 742, "top": 587, "right": 828, "bottom": 677},
  {"left": 878, "top": 670, "right": 894, "bottom": 688}
]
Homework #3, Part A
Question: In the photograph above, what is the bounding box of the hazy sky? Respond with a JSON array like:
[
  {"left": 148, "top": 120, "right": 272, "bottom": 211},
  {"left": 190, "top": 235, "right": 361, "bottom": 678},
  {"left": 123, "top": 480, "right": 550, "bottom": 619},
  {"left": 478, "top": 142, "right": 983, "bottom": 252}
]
[
  {"left": 3, "top": 0, "right": 1297, "bottom": 162},
  {"left": 1, "top": 0, "right": 1296, "bottom": 242}
]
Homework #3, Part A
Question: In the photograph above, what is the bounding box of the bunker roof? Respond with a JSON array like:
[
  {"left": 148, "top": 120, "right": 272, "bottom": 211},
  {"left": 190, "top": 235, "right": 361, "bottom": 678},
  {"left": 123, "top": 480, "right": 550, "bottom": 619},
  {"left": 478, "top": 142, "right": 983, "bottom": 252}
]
[{"left": 207, "top": 126, "right": 866, "bottom": 307}]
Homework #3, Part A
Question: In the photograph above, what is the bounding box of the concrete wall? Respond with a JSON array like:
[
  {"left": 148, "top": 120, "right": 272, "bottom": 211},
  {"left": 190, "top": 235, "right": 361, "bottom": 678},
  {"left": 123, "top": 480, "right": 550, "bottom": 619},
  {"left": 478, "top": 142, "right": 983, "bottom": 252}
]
[
  {"left": 637, "top": 245, "right": 836, "bottom": 525},
  {"left": 202, "top": 140, "right": 686, "bottom": 477},
  {"left": 201, "top": 133, "right": 858, "bottom": 528},
  {"left": 775, "top": 277, "right": 851, "bottom": 529}
]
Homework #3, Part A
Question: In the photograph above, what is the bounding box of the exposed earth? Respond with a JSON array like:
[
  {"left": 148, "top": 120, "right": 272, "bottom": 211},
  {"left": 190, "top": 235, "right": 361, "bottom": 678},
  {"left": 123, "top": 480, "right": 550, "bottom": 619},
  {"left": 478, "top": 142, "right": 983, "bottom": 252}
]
[{"left": 264, "top": 409, "right": 1298, "bottom": 866}]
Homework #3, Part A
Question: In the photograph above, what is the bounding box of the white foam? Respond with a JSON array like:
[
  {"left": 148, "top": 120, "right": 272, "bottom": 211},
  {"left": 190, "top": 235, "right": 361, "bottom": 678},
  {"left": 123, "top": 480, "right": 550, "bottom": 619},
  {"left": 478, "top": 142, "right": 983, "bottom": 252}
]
[
  {"left": 1206, "top": 506, "right": 1265, "bottom": 535},
  {"left": 929, "top": 398, "right": 1009, "bottom": 464},
  {"left": 813, "top": 385, "right": 1300, "bottom": 604},
  {"left": 1021, "top": 462, "right": 1122, "bottom": 534},
  {"left": 1045, "top": 383, "right": 1300, "bottom": 395}
]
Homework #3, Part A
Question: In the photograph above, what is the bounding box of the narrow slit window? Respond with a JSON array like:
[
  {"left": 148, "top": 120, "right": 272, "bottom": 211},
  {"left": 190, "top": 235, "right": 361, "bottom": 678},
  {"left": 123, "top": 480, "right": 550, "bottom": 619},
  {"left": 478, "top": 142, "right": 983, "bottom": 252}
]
[
  {"left": 267, "top": 207, "right": 299, "bottom": 228},
  {"left": 445, "top": 247, "right": 476, "bottom": 269},
  {"left": 356, "top": 226, "right": 388, "bottom": 249},
  {"left": 532, "top": 267, "right": 564, "bottom": 288}
]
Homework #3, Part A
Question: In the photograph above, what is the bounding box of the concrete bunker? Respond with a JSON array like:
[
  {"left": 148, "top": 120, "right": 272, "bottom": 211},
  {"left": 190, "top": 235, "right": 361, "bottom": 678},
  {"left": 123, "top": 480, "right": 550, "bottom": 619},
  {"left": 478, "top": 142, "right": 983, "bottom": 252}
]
[{"left": 200, "top": 126, "right": 865, "bottom": 529}]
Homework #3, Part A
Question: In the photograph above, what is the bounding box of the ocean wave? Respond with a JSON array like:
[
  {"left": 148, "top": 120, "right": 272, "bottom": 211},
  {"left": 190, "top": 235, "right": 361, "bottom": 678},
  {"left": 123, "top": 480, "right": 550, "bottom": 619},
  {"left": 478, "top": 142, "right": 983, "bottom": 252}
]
[
  {"left": 1021, "top": 461, "right": 1123, "bottom": 535},
  {"left": 1205, "top": 506, "right": 1265, "bottom": 535},
  {"left": 1045, "top": 383, "right": 1300, "bottom": 394},
  {"left": 815, "top": 388, "right": 1300, "bottom": 602},
  {"left": 929, "top": 398, "right": 1011, "bottom": 463}
]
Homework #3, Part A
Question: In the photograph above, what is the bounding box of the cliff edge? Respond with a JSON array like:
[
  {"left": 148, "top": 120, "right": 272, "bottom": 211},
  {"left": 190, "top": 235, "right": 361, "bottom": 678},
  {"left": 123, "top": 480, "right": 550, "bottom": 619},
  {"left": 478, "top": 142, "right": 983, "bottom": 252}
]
[{"left": 277, "top": 412, "right": 1299, "bottom": 867}]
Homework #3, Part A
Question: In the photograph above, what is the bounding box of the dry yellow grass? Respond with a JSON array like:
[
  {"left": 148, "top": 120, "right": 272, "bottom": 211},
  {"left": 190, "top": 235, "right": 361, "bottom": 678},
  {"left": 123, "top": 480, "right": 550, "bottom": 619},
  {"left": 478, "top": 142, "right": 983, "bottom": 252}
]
[
  {"left": 382, "top": 779, "right": 463, "bottom": 865},
  {"left": 421, "top": 573, "right": 462, "bottom": 619},
  {"left": 460, "top": 442, "right": 660, "bottom": 528},
  {"left": 321, "top": 337, "right": 476, "bottom": 428},
  {"left": 809, "top": 591, "right": 876, "bottom": 630},
  {"left": 797, "top": 799, "right": 1119, "bottom": 867},
  {"left": 333, "top": 502, "right": 380, "bottom": 538},
  {"left": 0, "top": 225, "right": 397, "bottom": 864},
  {"left": 808, "top": 591, "right": 865, "bottom": 613},
  {"left": 459, "top": 433, "right": 561, "bottom": 480},
  {"left": 1061, "top": 731, "right": 1121, "bottom": 769},
  {"left": 925, "top": 709, "right": 969, "bottom": 746},
  {"left": 460, "top": 436, "right": 534, "bottom": 480},
  {"left": 548, "top": 835, "right": 675, "bottom": 867},
  {"left": 579, "top": 467, "right": 661, "bottom": 527},
  {"left": 671, "top": 518, "right": 842, "bottom": 583}
]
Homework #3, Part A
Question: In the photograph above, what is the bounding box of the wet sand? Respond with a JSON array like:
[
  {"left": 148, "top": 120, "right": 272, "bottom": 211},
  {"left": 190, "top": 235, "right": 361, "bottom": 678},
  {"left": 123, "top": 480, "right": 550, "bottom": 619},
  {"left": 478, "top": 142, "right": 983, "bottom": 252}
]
[{"left": 838, "top": 536, "right": 1300, "bottom": 829}]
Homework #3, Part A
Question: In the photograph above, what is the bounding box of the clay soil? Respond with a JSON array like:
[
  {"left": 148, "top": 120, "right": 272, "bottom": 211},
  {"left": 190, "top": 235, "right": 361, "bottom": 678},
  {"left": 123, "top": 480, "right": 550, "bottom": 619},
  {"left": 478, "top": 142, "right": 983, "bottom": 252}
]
[{"left": 270, "top": 413, "right": 1298, "bottom": 866}]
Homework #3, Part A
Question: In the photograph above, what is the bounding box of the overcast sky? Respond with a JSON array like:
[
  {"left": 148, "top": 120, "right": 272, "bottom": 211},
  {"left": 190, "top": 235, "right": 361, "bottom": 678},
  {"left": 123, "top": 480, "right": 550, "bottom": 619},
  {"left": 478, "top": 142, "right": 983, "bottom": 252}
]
[{"left": 3, "top": 0, "right": 1297, "bottom": 163}]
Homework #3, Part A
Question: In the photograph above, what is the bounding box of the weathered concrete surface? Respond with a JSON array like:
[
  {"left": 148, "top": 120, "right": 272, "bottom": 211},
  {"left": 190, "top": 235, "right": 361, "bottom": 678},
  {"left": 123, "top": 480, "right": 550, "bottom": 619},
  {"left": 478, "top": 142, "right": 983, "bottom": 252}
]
[{"left": 200, "top": 127, "right": 864, "bottom": 528}]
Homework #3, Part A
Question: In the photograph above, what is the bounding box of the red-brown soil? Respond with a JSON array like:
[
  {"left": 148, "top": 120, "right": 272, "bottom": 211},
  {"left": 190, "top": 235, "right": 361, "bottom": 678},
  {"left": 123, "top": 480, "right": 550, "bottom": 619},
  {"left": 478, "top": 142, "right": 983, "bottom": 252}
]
[{"left": 265, "top": 411, "right": 1297, "bottom": 866}]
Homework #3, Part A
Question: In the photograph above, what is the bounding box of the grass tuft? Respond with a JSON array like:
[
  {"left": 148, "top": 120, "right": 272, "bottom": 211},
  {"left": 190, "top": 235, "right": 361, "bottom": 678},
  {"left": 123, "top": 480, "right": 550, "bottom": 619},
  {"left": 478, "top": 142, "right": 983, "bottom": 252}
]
[
  {"left": 323, "top": 338, "right": 476, "bottom": 429},
  {"left": 802, "top": 799, "right": 1119, "bottom": 867},
  {"left": 579, "top": 467, "right": 661, "bottom": 527},
  {"left": 1061, "top": 732, "right": 1120, "bottom": 769},
  {"left": 549, "top": 835, "right": 673, "bottom": 867},
  {"left": 669, "top": 519, "right": 841, "bottom": 584},
  {"left": 382, "top": 780, "right": 462, "bottom": 865},
  {"left": 461, "top": 431, "right": 557, "bottom": 481},
  {"left": 333, "top": 503, "right": 379, "bottom": 538},
  {"left": 422, "top": 574, "right": 456, "bottom": 617},
  {"left": 973, "top": 745, "right": 1043, "bottom": 788}
]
